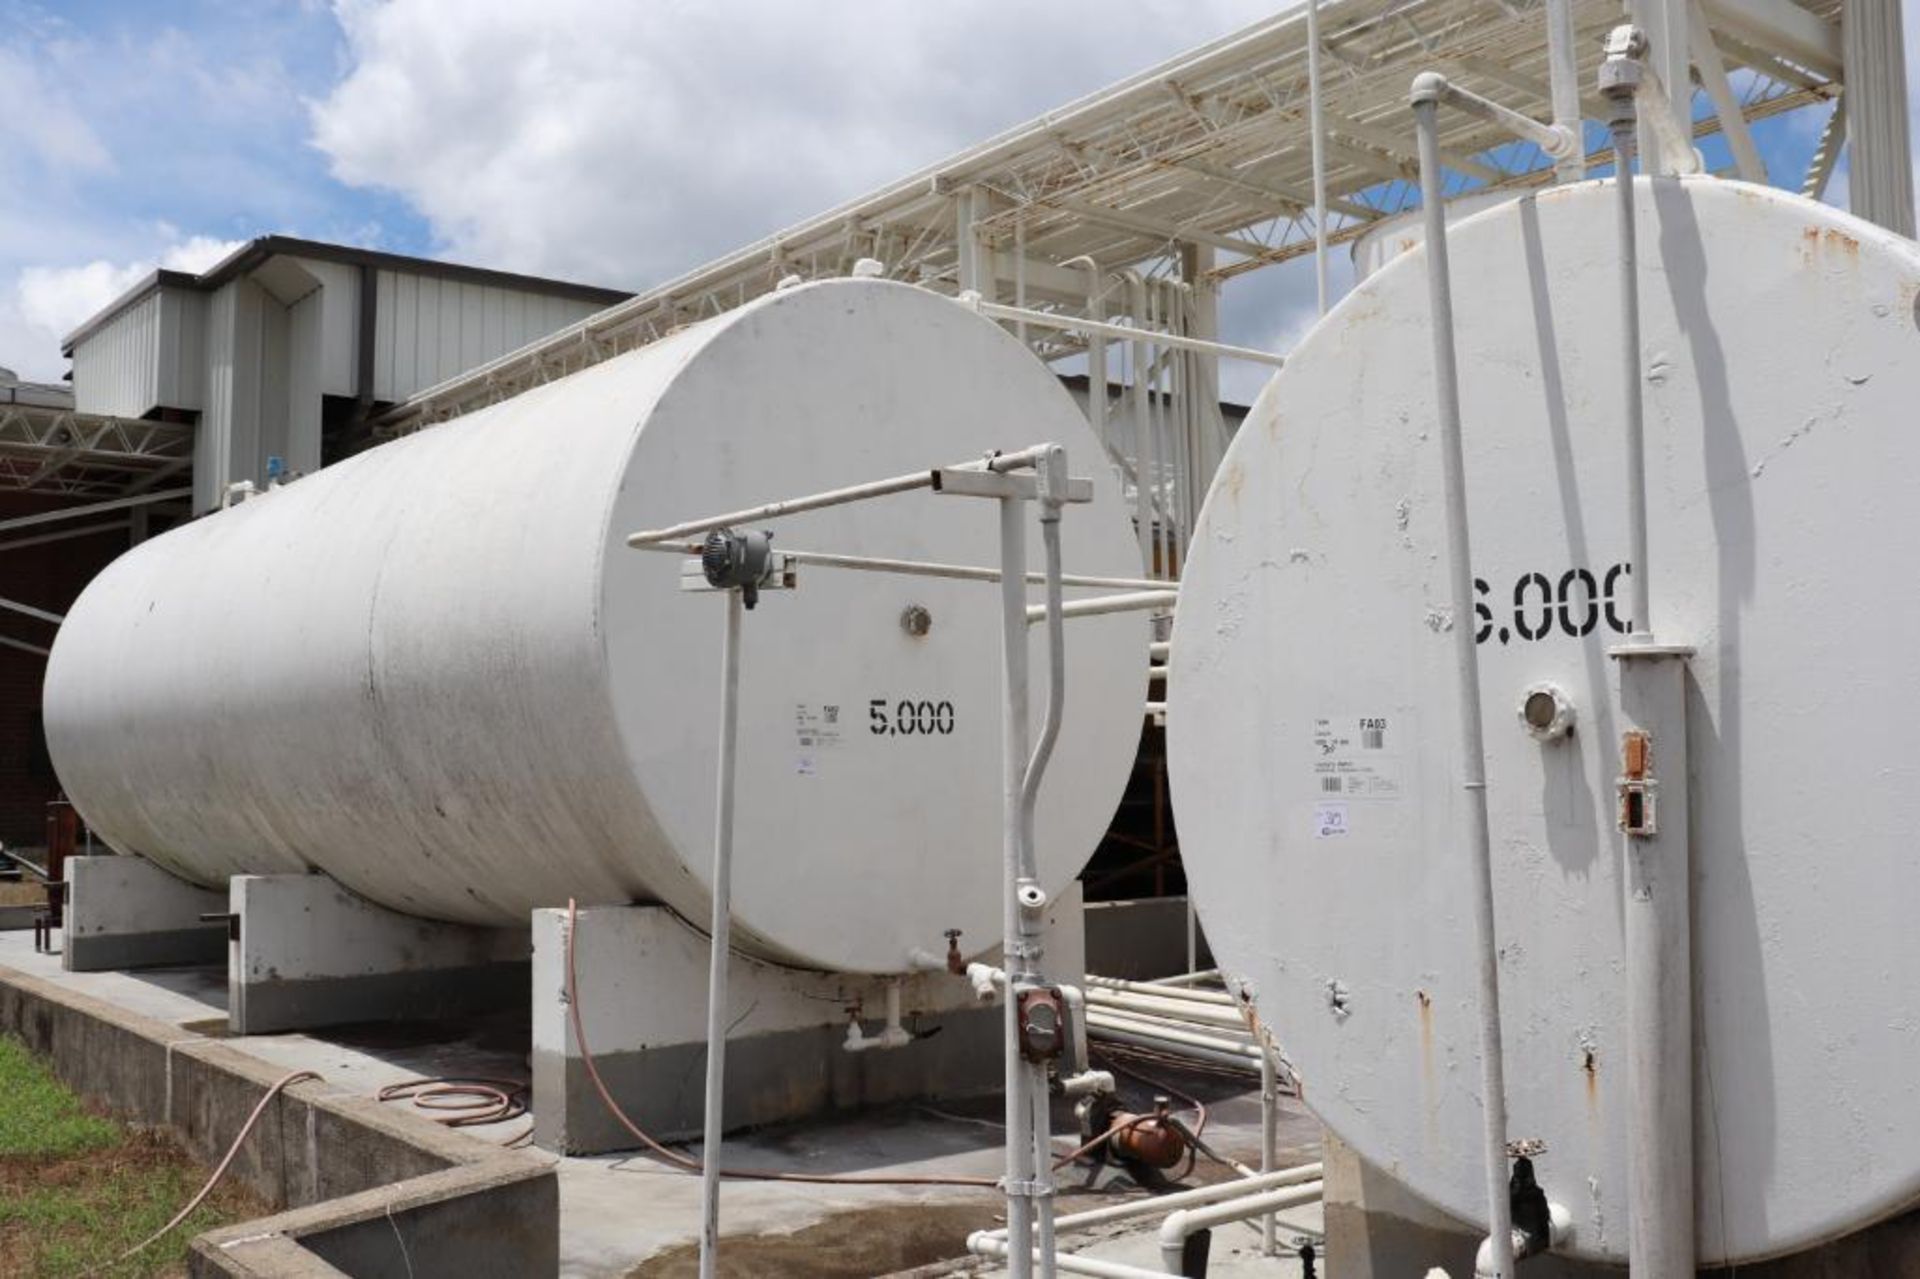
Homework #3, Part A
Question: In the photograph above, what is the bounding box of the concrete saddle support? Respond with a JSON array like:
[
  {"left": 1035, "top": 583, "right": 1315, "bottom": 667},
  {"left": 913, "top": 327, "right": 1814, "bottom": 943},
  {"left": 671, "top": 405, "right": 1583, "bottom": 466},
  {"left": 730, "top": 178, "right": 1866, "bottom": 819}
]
[
  {"left": 532, "top": 886, "right": 1085, "bottom": 1156},
  {"left": 229, "top": 872, "right": 527, "bottom": 1036}
]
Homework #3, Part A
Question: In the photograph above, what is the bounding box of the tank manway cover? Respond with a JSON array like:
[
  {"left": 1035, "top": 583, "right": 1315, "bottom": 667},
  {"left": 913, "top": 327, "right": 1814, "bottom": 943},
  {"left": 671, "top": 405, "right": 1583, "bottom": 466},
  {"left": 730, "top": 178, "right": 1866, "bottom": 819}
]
[
  {"left": 45, "top": 279, "right": 1148, "bottom": 975},
  {"left": 1168, "top": 179, "right": 1920, "bottom": 1265}
]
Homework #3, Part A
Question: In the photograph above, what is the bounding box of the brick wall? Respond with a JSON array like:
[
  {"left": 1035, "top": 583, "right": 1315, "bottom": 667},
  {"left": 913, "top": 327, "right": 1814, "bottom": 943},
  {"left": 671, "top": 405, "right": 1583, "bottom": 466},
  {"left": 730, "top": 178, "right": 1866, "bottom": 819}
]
[{"left": 0, "top": 493, "right": 131, "bottom": 848}]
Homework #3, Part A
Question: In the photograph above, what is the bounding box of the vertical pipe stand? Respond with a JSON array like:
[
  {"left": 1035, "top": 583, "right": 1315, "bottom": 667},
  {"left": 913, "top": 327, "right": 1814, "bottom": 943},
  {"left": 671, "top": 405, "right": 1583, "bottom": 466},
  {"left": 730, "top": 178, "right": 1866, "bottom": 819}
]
[
  {"left": 999, "top": 492, "right": 1040, "bottom": 1279},
  {"left": 697, "top": 590, "right": 745, "bottom": 1279},
  {"left": 1612, "top": 643, "right": 1694, "bottom": 1277},
  {"left": 1410, "top": 81, "right": 1517, "bottom": 1279}
]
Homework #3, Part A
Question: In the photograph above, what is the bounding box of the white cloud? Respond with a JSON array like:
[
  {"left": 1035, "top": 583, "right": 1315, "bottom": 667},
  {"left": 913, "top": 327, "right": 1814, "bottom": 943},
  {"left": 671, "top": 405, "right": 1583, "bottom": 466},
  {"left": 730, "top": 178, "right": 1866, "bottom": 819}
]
[
  {"left": 310, "top": 0, "right": 1279, "bottom": 288},
  {"left": 3, "top": 235, "right": 242, "bottom": 381},
  {"left": 0, "top": 44, "right": 112, "bottom": 175}
]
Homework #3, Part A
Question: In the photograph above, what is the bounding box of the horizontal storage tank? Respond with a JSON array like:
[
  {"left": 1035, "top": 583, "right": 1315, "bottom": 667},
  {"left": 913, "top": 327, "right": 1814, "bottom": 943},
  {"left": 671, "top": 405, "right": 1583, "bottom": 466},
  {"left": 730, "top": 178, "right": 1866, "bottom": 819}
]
[
  {"left": 46, "top": 279, "right": 1149, "bottom": 975},
  {"left": 1169, "top": 181, "right": 1920, "bottom": 1263}
]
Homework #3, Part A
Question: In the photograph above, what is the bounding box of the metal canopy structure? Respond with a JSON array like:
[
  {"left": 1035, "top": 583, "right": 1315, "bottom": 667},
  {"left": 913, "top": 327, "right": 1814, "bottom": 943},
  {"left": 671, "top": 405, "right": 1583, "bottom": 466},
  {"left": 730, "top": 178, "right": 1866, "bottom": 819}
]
[
  {"left": 381, "top": 0, "right": 1845, "bottom": 422},
  {"left": 0, "top": 389, "right": 192, "bottom": 500},
  {"left": 364, "top": 1, "right": 1857, "bottom": 576}
]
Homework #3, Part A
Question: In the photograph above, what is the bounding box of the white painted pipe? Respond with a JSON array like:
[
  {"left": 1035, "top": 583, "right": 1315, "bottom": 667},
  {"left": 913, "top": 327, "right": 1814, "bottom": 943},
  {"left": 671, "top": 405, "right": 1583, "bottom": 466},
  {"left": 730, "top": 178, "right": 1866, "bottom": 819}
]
[
  {"left": 997, "top": 484, "right": 1037, "bottom": 1279},
  {"left": 1084, "top": 1005, "right": 1258, "bottom": 1047},
  {"left": 965, "top": 1234, "right": 1169, "bottom": 1279},
  {"left": 978, "top": 1164, "right": 1325, "bottom": 1241},
  {"left": 1545, "top": 0, "right": 1585, "bottom": 182},
  {"left": 842, "top": 980, "right": 913, "bottom": 1052},
  {"left": 1086, "top": 1024, "right": 1263, "bottom": 1075},
  {"left": 1027, "top": 590, "right": 1177, "bottom": 623},
  {"left": 1147, "top": 641, "right": 1169, "bottom": 662},
  {"left": 1475, "top": 1201, "right": 1573, "bottom": 1275},
  {"left": 1306, "top": 0, "right": 1329, "bottom": 315},
  {"left": 1085, "top": 989, "right": 1249, "bottom": 1031},
  {"left": 628, "top": 447, "right": 1051, "bottom": 546},
  {"left": 1158, "top": 1182, "right": 1326, "bottom": 1271},
  {"left": 1145, "top": 968, "right": 1218, "bottom": 987},
  {"left": 1411, "top": 82, "right": 1516, "bottom": 1279},
  {"left": 1260, "top": 1038, "right": 1279, "bottom": 1255},
  {"left": 635, "top": 542, "right": 1165, "bottom": 592},
  {"left": 0, "top": 595, "right": 62, "bottom": 625},
  {"left": 697, "top": 588, "right": 744, "bottom": 1279},
  {"left": 1085, "top": 1010, "right": 1262, "bottom": 1058},
  {"left": 1084, "top": 975, "right": 1234, "bottom": 1005},
  {"left": 958, "top": 295, "right": 1287, "bottom": 368},
  {"left": 1408, "top": 72, "right": 1577, "bottom": 160}
]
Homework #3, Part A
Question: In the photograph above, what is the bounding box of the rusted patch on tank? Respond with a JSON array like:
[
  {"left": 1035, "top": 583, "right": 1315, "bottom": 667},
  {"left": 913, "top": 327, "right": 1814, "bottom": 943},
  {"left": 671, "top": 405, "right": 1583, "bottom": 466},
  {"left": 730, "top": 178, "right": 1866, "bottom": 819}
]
[{"left": 1801, "top": 223, "right": 1861, "bottom": 266}]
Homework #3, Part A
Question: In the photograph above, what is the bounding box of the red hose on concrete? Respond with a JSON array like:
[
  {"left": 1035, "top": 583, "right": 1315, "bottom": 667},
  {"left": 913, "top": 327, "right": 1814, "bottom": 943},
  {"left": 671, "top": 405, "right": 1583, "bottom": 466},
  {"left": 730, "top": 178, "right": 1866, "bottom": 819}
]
[
  {"left": 565, "top": 899, "right": 994, "bottom": 1187},
  {"left": 104, "top": 1068, "right": 323, "bottom": 1272}
]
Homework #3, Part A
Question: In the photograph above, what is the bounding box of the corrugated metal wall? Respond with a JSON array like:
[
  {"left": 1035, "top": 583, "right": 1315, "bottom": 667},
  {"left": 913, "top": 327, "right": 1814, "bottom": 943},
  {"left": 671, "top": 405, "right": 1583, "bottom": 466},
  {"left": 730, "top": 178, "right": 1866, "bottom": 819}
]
[
  {"left": 71, "top": 293, "right": 160, "bottom": 418},
  {"left": 371, "top": 272, "right": 602, "bottom": 401},
  {"left": 71, "top": 287, "right": 208, "bottom": 418}
]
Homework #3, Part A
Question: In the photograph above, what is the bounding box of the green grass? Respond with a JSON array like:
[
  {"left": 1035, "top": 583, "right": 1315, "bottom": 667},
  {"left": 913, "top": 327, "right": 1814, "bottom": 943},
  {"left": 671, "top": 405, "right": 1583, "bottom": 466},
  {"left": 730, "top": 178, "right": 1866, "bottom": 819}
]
[
  {"left": 0, "top": 1036, "right": 266, "bottom": 1278},
  {"left": 0, "top": 1034, "right": 117, "bottom": 1158}
]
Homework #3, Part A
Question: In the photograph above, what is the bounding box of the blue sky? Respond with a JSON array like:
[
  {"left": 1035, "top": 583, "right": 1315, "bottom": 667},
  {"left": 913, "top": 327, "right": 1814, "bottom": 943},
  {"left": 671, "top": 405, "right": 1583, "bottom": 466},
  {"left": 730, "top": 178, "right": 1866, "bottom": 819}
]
[{"left": 1, "top": 0, "right": 1912, "bottom": 401}]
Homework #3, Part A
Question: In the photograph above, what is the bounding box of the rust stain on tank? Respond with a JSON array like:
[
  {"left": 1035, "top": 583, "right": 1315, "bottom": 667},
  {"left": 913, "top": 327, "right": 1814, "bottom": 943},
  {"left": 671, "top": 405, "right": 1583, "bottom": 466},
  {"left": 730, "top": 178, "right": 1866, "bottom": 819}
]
[
  {"left": 1801, "top": 224, "right": 1861, "bottom": 266},
  {"left": 1583, "top": 1045, "right": 1599, "bottom": 1111},
  {"left": 1417, "top": 989, "right": 1438, "bottom": 1145},
  {"left": 1220, "top": 460, "right": 1246, "bottom": 506}
]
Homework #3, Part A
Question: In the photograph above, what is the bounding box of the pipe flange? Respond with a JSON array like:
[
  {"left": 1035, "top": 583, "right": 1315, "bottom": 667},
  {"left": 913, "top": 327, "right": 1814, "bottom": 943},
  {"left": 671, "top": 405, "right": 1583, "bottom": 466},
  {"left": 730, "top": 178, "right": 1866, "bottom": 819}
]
[{"left": 1519, "top": 684, "right": 1576, "bottom": 743}]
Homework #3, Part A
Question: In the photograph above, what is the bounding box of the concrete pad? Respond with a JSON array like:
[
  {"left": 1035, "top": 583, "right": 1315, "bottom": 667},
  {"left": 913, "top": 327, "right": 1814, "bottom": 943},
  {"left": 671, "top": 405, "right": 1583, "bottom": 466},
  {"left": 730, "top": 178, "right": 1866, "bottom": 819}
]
[
  {"left": 63, "top": 853, "right": 226, "bottom": 971},
  {"left": 229, "top": 873, "right": 527, "bottom": 1035}
]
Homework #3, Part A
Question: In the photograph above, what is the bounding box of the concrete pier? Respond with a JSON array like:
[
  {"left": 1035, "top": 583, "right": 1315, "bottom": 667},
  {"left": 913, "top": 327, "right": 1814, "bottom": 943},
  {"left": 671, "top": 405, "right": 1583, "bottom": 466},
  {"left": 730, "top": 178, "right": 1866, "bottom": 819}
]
[
  {"left": 532, "top": 886, "right": 1086, "bottom": 1154},
  {"left": 228, "top": 873, "right": 526, "bottom": 1035},
  {"left": 63, "top": 854, "right": 227, "bottom": 971}
]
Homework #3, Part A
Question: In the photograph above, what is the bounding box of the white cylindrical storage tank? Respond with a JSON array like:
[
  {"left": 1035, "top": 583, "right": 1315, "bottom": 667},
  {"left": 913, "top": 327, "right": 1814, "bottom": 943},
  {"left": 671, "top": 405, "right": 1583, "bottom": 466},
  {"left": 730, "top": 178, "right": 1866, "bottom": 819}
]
[
  {"left": 46, "top": 279, "right": 1148, "bottom": 975},
  {"left": 1169, "top": 180, "right": 1920, "bottom": 1264},
  {"left": 1350, "top": 190, "right": 1518, "bottom": 281}
]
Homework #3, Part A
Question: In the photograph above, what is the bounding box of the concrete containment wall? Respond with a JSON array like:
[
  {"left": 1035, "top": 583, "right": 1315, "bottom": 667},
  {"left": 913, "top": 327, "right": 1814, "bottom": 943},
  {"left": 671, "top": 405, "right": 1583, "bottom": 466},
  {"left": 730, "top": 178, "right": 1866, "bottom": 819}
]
[{"left": 0, "top": 963, "right": 556, "bottom": 1276}]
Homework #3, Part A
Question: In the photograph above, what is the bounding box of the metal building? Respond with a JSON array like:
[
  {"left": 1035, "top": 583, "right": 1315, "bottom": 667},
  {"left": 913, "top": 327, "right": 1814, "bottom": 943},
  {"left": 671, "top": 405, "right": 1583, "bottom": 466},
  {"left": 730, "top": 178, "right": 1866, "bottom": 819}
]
[{"left": 61, "top": 236, "right": 630, "bottom": 513}]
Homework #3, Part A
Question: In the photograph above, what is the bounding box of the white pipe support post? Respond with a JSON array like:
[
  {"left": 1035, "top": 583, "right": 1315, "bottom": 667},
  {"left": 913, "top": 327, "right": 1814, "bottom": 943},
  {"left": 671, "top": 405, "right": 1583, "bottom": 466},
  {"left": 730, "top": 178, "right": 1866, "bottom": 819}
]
[
  {"left": 1306, "top": 0, "right": 1329, "bottom": 314},
  {"left": 1545, "top": 0, "right": 1585, "bottom": 182},
  {"left": 1260, "top": 1038, "right": 1280, "bottom": 1255},
  {"left": 994, "top": 470, "right": 1062, "bottom": 1277},
  {"left": 1158, "top": 1183, "right": 1326, "bottom": 1273},
  {"left": 1123, "top": 273, "right": 1154, "bottom": 576},
  {"left": 1612, "top": 644, "right": 1694, "bottom": 1275},
  {"left": 1603, "top": 37, "right": 1697, "bottom": 1272},
  {"left": 1410, "top": 79, "right": 1517, "bottom": 1279},
  {"left": 696, "top": 588, "right": 745, "bottom": 1279}
]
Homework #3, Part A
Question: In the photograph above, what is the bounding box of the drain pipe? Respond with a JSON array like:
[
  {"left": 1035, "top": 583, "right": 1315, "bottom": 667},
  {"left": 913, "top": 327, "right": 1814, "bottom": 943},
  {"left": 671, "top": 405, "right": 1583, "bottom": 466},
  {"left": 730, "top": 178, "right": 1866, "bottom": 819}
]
[
  {"left": 843, "top": 981, "right": 913, "bottom": 1053},
  {"left": 1410, "top": 73, "right": 1516, "bottom": 1279}
]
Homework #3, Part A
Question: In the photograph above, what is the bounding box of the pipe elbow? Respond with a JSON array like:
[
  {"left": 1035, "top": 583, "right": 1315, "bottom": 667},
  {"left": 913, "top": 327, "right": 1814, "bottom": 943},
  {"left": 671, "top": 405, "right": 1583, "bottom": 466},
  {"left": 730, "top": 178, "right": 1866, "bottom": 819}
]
[
  {"left": 1409, "top": 71, "right": 1451, "bottom": 107},
  {"left": 1541, "top": 122, "right": 1581, "bottom": 160},
  {"left": 965, "top": 962, "right": 1003, "bottom": 1003}
]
